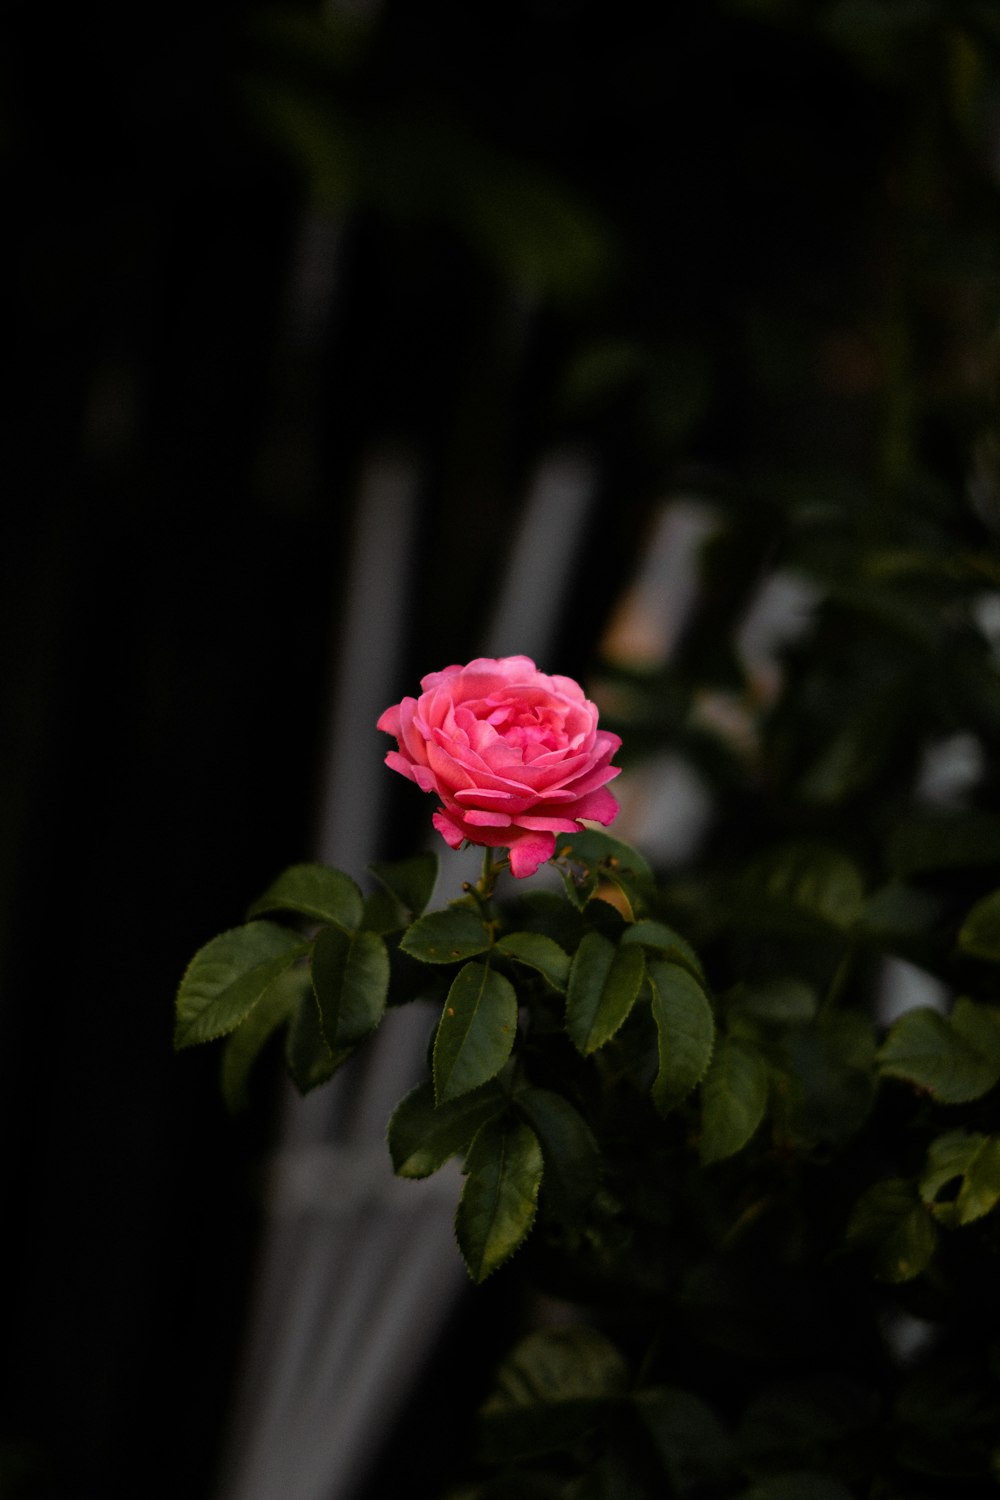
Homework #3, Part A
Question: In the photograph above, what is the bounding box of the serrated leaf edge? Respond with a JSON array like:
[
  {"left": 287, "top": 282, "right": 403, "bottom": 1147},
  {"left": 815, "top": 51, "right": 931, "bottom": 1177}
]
[
  {"left": 174, "top": 923, "right": 309, "bottom": 1049},
  {"left": 454, "top": 1120, "right": 543, "bottom": 1283}
]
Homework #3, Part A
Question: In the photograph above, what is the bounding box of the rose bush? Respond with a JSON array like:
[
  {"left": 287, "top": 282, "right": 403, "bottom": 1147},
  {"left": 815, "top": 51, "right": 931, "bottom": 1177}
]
[{"left": 377, "top": 655, "right": 622, "bottom": 877}]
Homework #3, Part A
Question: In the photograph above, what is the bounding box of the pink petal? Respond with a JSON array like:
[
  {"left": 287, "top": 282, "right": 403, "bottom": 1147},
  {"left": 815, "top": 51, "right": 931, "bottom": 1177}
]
[
  {"left": 440, "top": 747, "right": 537, "bottom": 797},
  {"left": 427, "top": 740, "right": 477, "bottom": 792},
  {"left": 552, "top": 761, "right": 622, "bottom": 802},
  {"left": 377, "top": 704, "right": 402, "bottom": 736},
  {"left": 547, "top": 674, "right": 587, "bottom": 702},
  {"left": 491, "top": 754, "right": 593, "bottom": 794},
  {"left": 431, "top": 808, "right": 511, "bottom": 849},
  {"left": 462, "top": 809, "right": 513, "bottom": 828},
  {"left": 384, "top": 749, "right": 417, "bottom": 783},
  {"left": 453, "top": 788, "right": 515, "bottom": 806},
  {"left": 431, "top": 809, "right": 465, "bottom": 849},
  {"left": 567, "top": 785, "right": 619, "bottom": 825},
  {"left": 399, "top": 698, "right": 431, "bottom": 766},
  {"left": 420, "top": 664, "right": 464, "bottom": 691},
  {"left": 508, "top": 832, "right": 557, "bottom": 879},
  {"left": 513, "top": 814, "right": 581, "bottom": 834}
]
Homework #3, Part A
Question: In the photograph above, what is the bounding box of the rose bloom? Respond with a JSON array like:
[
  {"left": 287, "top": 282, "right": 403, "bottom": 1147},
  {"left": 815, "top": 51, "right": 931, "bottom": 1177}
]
[{"left": 377, "top": 655, "right": 622, "bottom": 878}]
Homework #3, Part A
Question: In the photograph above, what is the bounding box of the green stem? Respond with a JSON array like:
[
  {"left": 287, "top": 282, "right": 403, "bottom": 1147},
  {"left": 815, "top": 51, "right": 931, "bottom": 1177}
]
[
  {"left": 462, "top": 846, "right": 509, "bottom": 922},
  {"left": 477, "top": 846, "right": 509, "bottom": 901}
]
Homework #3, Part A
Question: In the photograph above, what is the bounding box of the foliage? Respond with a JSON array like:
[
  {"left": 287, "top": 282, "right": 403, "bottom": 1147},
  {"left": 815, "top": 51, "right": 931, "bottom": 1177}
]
[
  {"left": 168, "top": 4, "right": 1000, "bottom": 1494},
  {"left": 178, "top": 597, "right": 1000, "bottom": 1497}
]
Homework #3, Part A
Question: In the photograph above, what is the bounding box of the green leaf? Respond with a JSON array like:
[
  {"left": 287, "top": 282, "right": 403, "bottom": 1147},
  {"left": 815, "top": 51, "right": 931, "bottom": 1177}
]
[
  {"left": 846, "top": 1178, "right": 936, "bottom": 1282},
  {"left": 433, "top": 962, "right": 518, "bottom": 1104},
  {"left": 621, "top": 919, "right": 704, "bottom": 979},
  {"left": 920, "top": 1130, "right": 983, "bottom": 1213},
  {"left": 359, "top": 885, "right": 407, "bottom": 935},
  {"left": 456, "top": 1116, "right": 544, "bottom": 1281},
  {"left": 557, "top": 828, "right": 653, "bottom": 880},
  {"left": 699, "top": 1038, "right": 768, "bottom": 1164},
  {"left": 495, "top": 931, "right": 571, "bottom": 991},
  {"left": 958, "top": 888, "right": 1000, "bottom": 961},
  {"left": 514, "top": 1087, "right": 601, "bottom": 1223},
  {"left": 246, "top": 862, "right": 363, "bottom": 930},
  {"left": 953, "top": 995, "right": 1000, "bottom": 1065},
  {"left": 220, "top": 966, "right": 307, "bottom": 1113},
  {"left": 648, "top": 961, "right": 715, "bottom": 1116},
  {"left": 387, "top": 1079, "right": 507, "bottom": 1179},
  {"left": 957, "top": 1135, "right": 1000, "bottom": 1225},
  {"left": 565, "top": 932, "right": 646, "bottom": 1055},
  {"left": 385, "top": 943, "right": 450, "bottom": 1009},
  {"left": 175, "top": 922, "right": 309, "bottom": 1050},
  {"left": 556, "top": 828, "right": 653, "bottom": 915},
  {"left": 589, "top": 868, "right": 647, "bottom": 924},
  {"left": 877, "top": 999, "right": 1000, "bottom": 1104},
  {"left": 368, "top": 851, "right": 439, "bottom": 916},
  {"left": 633, "top": 1387, "right": 736, "bottom": 1493},
  {"left": 400, "top": 905, "right": 492, "bottom": 964},
  {"left": 504, "top": 889, "right": 587, "bottom": 951},
  {"left": 310, "top": 926, "right": 389, "bottom": 1048},
  {"left": 921, "top": 1130, "right": 1000, "bottom": 1227},
  {"left": 583, "top": 897, "right": 628, "bottom": 943},
  {"left": 556, "top": 859, "right": 599, "bottom": 910},
  {"left": 285, "top": 986, "right": 353, "bottom": 1094},
  {"left": 479, "top": 1326, "right": 627, "bottom": 1461}
]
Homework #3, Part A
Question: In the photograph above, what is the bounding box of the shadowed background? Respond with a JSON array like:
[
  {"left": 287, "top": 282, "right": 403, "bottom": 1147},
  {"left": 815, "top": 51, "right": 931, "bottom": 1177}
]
[{"left": 3, "top": 2, "right": 1000, "bottom": 1496}]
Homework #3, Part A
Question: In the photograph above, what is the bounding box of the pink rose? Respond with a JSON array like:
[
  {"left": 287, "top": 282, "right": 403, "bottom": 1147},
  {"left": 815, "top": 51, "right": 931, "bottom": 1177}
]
[{"left": 377, "top": 655, "right": 622, "bottom": 878}]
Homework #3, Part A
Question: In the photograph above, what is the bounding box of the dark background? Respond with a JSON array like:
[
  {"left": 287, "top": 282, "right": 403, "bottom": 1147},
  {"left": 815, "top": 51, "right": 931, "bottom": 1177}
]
[{"left": 3, "top": 2, "right": 1000, "bottom": 1496}]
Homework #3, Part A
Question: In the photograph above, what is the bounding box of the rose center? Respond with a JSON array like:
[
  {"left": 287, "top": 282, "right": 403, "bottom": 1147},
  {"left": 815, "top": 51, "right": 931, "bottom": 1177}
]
[{"left": 483, "top": 699, "right": 567, "bottom": 754}]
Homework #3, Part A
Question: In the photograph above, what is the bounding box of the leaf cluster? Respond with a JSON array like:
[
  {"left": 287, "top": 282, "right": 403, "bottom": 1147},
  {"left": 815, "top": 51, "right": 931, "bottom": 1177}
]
[{"left": 176, "top": 785, "right": 1000, "bottom": 1496}]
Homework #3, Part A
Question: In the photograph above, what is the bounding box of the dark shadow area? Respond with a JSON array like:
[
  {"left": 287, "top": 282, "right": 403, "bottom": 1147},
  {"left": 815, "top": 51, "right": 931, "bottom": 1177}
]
[{"left": 3, "top": 2, "right": 1000, "bottom": 1497}]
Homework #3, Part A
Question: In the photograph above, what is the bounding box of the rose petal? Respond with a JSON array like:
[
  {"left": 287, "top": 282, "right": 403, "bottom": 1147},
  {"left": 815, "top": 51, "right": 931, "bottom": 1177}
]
[
  {"left": 399, "top": 698, "right": 431, "bottom": 766},
  {"left": 377, "top": 704, "right": 402, "bottom": 736},
  {"left": 508, "top": 832, "right": 557, "bottom": 879},
  {"left": 384, "top": 749, "right": 418, "bottom": 783},
  {"left": 513, "top": 814, "right": 581, "bottom": 834},
  {"left": 462, "top": 809, "right": 513, "bottom": 828},
  {"left": 549, "top": 761, "right": 622, "bottom": 803},
  {"left": 427, "top": 740, "right": 477, "bottom": 792},
  {"left": 453, "top": 788, "right": 515, "bottom": 806},
  {"left": 420, "top": 663, "right": 464, "bottom": 691},
  {"left": 567, "top": 785, "right": 619, "bottom": 825},
  {"left": 431, "top": 808, "right": 465, "bottom": 848},
  {"left": 383, "top": 657, "right": 623, "bottom": 870}
]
